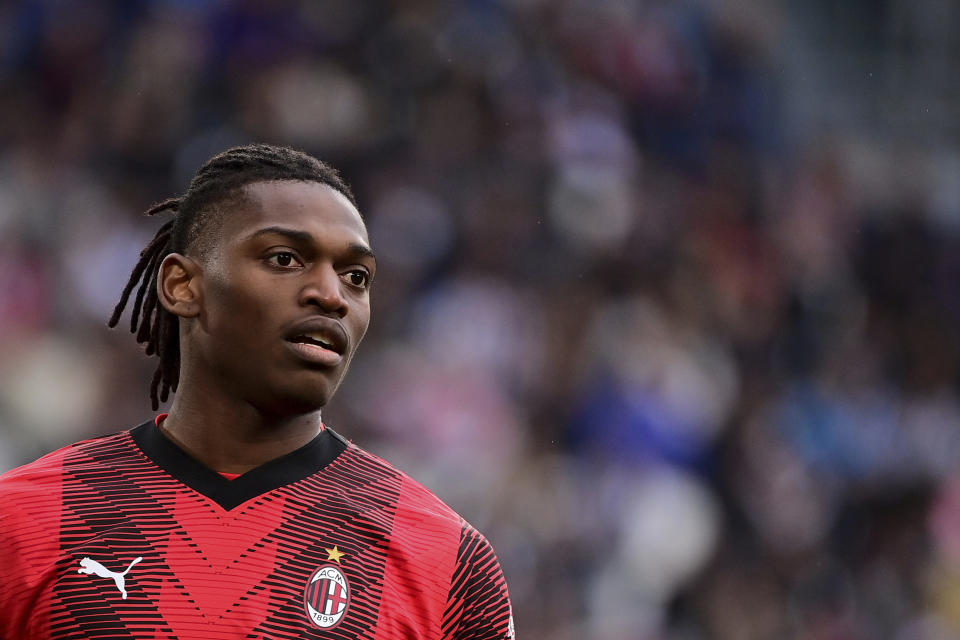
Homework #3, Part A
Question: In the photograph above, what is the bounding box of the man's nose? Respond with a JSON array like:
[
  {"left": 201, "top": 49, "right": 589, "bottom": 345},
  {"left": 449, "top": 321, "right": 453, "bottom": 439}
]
[{"left": 298, "top": 266, "right": 348, "bottom": 316}]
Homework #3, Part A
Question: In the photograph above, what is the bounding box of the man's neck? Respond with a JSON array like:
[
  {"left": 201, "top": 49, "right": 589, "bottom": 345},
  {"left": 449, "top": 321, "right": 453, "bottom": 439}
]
[{"left": 159, "top": 390, "right": 324, "bottom": 475}]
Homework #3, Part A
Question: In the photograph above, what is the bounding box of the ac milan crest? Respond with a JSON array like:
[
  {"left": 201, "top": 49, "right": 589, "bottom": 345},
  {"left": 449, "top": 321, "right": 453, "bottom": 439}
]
[{"left": 304, "top": 565, "right": 351, "bottom": 629}]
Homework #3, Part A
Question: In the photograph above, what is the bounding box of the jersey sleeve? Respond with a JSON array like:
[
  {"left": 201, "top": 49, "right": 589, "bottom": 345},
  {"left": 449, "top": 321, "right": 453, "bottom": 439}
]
[
  {"left": 441, "top": 523, "right": 515, "bottom": 640},
  {"left": 0, "top": 469, "right": 64, "bottom": 639},
  {"left": 0, "top": 502, "right": 34, "bottom": 638}
]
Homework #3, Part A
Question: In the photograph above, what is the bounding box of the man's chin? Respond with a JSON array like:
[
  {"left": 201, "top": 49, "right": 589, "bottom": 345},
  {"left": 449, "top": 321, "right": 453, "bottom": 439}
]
[
  {"left": 249, "top": 383, "right": 333, "bottom": 418},
  {"left": 244, "top": 365, "right": 348, "bottom": 416}
]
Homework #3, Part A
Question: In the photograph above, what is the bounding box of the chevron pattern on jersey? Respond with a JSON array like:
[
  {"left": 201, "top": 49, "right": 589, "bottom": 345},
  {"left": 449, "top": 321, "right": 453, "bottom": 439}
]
[
  {"left": 46, "top": 431, "right": 402, "bottom": 639},
  {"left": 1, "top": 424, "right": 513, "bottom": 639}
]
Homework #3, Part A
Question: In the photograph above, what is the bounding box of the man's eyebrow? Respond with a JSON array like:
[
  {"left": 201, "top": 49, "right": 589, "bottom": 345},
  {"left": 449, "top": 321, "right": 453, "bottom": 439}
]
[
  {"left": 247, "top": 226, "right": 314, "bottom": 244},
  {"left": 346, "top": 242, "right": 377, "bottom": 266},
  {"left": 248, "top": 226, "right": 376, "bottom": 265}
]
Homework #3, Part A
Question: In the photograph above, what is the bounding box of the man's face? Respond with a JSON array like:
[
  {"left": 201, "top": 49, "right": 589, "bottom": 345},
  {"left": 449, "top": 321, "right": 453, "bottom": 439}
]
[{"left": 187, "top": 180, "right": 375, "bottom": 415}]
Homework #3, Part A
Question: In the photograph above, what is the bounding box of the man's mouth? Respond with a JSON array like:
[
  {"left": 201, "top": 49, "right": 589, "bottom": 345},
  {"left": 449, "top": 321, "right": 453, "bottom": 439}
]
[
  {"left": 290, "top": 333, "right": 339, "bottom": 353},
  {"left": 284, "top": 319, "right": 349, "bottom": 367},
  {"left": 286, "top": 334, "right": 344, "bottom": 367}
]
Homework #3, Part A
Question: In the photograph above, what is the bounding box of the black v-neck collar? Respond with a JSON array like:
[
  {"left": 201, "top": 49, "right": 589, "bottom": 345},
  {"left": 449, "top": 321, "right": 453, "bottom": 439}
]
[{"left": 130, "top": 420, "right": 348, "bottom": 511}]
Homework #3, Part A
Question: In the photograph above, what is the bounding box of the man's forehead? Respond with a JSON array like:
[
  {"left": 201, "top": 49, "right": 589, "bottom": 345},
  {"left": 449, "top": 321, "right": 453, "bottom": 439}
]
[{"left": 233, "top": 180, "right": 368, "bottom": 240}]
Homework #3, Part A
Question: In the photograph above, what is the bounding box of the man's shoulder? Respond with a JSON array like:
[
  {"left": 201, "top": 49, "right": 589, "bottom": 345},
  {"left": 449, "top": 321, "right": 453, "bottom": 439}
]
[
  {"left": 336, "top": 436, "right": 467, "bottom": 528},
  {"left": 0, "top": 430, "right": 132, "bottom": 501}
]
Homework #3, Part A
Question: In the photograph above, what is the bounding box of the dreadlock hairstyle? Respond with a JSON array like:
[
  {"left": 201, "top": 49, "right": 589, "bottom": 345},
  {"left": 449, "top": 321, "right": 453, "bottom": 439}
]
[{"left": 108, "top": 143, "right": 357, "bottom": 410}]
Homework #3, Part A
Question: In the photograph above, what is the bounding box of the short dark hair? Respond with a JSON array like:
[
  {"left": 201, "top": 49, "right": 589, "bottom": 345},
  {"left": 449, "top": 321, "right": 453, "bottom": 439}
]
[{"left": 108, "top": 143, "right": 357, "bottom": 410}]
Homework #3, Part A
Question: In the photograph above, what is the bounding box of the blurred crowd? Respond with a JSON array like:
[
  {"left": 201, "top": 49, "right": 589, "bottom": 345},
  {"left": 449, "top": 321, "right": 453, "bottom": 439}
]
[{"left": 1, "top": 0, "right": 960, "bottom": 638}]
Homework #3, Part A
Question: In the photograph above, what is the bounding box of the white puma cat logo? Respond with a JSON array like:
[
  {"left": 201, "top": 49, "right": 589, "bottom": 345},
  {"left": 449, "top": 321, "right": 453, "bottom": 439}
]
[{"left": 78, "top": 556, "right": 143, "bottom": 599}]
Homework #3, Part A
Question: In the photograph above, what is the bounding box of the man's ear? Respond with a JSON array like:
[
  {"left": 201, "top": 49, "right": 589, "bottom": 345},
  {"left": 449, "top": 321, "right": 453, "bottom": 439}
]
[{"left": 157, "top": 253, "right": 202, "bottom": 318}]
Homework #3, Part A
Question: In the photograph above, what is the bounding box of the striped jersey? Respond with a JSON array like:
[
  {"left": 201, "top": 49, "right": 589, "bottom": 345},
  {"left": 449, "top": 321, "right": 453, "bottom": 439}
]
[{"left": 0, "top": 420, "right": 514, "bottom": 639}]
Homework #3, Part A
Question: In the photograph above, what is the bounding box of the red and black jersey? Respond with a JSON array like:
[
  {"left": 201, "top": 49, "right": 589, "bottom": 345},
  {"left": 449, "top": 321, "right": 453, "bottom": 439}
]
[{"left": 0, "top": 420, "right": 514, "bottom": 639}]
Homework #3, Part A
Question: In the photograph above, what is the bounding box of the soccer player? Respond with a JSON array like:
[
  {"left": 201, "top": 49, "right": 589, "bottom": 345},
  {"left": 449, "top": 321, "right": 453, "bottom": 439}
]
[{"left": 0, "top": 144, "right": 515, "bottom": 639}]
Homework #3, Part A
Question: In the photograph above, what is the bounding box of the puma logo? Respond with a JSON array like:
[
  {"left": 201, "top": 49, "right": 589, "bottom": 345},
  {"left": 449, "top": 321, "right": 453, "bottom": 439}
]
[{"left": 78, "top": 556, "right": 143, "bottom": 599}]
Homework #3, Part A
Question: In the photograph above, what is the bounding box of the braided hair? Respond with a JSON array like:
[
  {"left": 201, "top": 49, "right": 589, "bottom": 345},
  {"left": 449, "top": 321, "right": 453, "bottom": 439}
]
[{"left": 108, "top": 143, "right": 356, "bottom": 410}]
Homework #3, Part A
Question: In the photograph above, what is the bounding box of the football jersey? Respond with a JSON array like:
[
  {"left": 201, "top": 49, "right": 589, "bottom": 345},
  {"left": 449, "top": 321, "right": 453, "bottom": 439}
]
[{"left": 0, "top": 420, "right": 514, "bottom": 639}]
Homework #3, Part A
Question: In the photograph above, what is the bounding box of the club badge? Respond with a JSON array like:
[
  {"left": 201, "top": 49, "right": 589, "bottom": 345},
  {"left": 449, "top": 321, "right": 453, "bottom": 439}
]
[{"left": 304, "top": 564, "right": 350, "bottom": 629}]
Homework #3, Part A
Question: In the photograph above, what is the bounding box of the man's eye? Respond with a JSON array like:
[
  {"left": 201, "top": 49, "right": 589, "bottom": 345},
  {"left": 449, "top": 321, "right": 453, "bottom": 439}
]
[
  {"left": 268, "top": 252, "right": 299, "bottom": 268},
  {"left": 345, "top": 270, "right": 370, "bottom": 288}
]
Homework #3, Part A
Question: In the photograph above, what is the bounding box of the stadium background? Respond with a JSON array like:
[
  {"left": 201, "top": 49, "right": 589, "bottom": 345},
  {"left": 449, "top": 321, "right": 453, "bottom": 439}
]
[{"left": 1, "top": 0, "right": 958, "bottom": 638}]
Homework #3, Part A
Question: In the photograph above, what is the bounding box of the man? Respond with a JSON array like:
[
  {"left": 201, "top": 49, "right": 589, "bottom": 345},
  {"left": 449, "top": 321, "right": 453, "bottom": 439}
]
[{"left": 0, "top": 144, "right": 514, "bottom": 639}]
